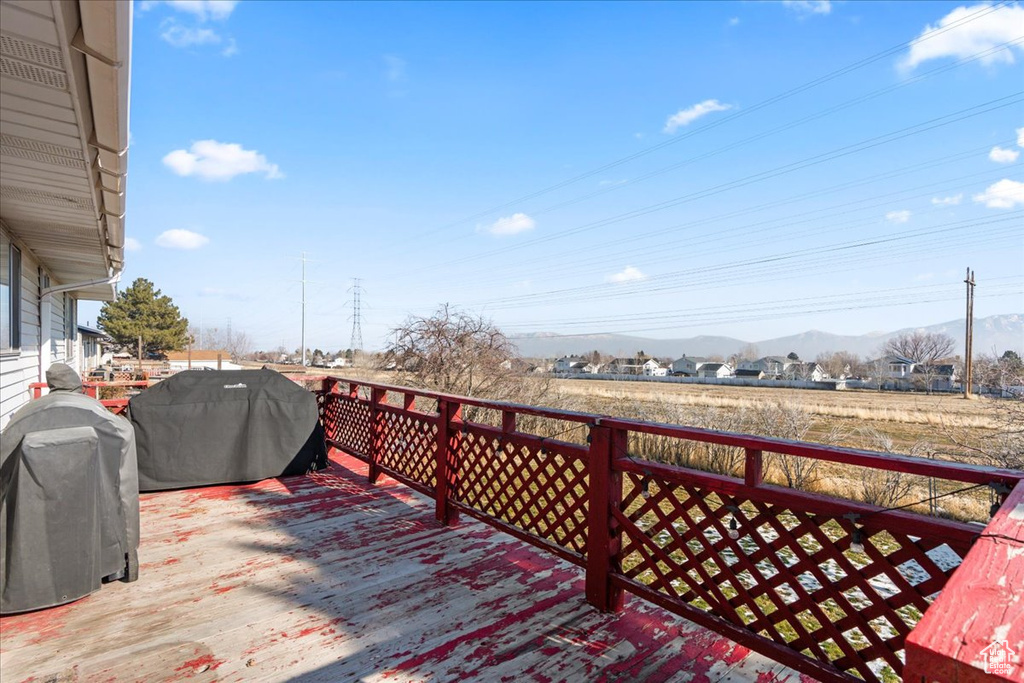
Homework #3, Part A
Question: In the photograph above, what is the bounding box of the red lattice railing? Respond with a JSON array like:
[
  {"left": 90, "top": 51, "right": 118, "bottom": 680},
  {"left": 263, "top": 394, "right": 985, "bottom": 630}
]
[{"left": 315, "top": 377, "right": 1023, "bottom": 683}]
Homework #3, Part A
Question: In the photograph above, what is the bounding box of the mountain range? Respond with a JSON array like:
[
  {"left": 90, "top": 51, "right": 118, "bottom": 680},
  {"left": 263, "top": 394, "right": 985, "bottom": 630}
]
[{"left": 509, "top": 314, "right": 1023, "bottom": 360}]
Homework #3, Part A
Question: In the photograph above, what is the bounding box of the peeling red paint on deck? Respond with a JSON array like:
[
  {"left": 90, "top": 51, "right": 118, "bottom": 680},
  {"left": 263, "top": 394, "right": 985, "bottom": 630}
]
[{"left": 0, "top": 453, "right": 802, "bottom": 682}]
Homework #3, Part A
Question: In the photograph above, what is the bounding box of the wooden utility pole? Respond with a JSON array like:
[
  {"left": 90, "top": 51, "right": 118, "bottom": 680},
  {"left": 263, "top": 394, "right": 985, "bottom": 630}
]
[{"left": 963, "top": 267, "right": 975, "bottom": 398}]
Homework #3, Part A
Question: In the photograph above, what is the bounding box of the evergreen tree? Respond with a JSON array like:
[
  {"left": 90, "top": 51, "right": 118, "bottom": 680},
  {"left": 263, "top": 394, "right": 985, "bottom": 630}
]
[{"left": 97, "top": 278, "right": 189, "bottom": 355}]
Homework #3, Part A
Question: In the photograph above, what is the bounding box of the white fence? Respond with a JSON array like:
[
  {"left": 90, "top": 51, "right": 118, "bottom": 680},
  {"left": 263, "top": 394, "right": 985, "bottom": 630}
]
[{"left": 564, "top": 373, "right": 845, "bottom": 391}]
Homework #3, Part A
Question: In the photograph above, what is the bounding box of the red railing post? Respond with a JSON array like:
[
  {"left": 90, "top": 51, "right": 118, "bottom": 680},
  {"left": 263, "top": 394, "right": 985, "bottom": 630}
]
[
  {"left": 585, "top": 422, "right": 624, "bottom": 613},
  {"left": 368, "top": 387, "right": 387, "bottom": 484},
  {"left": 744, "top": 448, "right": 763, "bottom": 487},
  {"left": 435, "top": 399, "right": 462, "bottom": 526}
]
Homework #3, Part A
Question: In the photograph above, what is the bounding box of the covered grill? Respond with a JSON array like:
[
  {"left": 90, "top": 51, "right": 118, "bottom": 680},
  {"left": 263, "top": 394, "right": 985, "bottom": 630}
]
[{"left": 128, "top": 369, "right": 327, "bottom": 491}]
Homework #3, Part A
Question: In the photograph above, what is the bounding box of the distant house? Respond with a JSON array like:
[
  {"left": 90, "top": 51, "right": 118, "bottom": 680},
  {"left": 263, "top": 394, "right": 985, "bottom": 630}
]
[
  {"left": 867, "top": 355, "right": 916, "bottom": 379},
  {"left": 606, "top": 358, "right": 645, "bottom": 375},
  {"left": 911, "top": 364, "right": 958, "bottom": 392},
  {"left": 553, "top": 356, "right": 592, "bottom": 374},
  {"left": 643, "top": 359, "right": 667, "bottom": 376},
  {"left": 670, "top": 355, "right": 709, "bottom": 376},
  {"left": 735, "top": 368, "right": 765, "bottom": 379},
  {"left": 738, "top": 356, "right": 795, "bottom": 378},
  {"left": 698, "top": 363, "right": 733, "bottom": 379},
  {"left": 786, "top": 362, "right": 826, "bottom": 382},
  {"left": 166, "top": 350, "right": 241, "bottom": 371}
]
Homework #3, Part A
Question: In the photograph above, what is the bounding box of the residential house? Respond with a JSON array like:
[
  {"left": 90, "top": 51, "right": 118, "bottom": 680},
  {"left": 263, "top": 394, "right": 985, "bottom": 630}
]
[
  {"left": 165, "top": 350, "right": 242, "bottom": 372},
  {"left": 735, "top": 368, "right": 765, "bottom": 379},
  {"left": 605, "top": 358, "right": 645, "bottom": 375},
  {"left": 911, "top": 364, "right": 958, "bottom": 392},
  {"left": 697, "top": 363, "right": 734, "bottom": 379},
  {"left": 867, "top": 355, "right": 916, "bottom": 380},
  {"left": 77, "top": 325, "right": 111, "bottom": 372},
  {"left": 0, "top": 1, "right": 131, "bottom": 426},
  {"left": 669, "top": 355, "right": 710, "bottom": 376},
  {"left": 737, "top": 356, "right": 796, "bottom": 378},
  {"left": 643, "top": 359, "right": 667, "bottom": 377},
  {"left": 786, "top": 362, "right": 826, "bottom": 382},
  {"left": 553, "top": 356, "right": 590, "bottom": 374}
]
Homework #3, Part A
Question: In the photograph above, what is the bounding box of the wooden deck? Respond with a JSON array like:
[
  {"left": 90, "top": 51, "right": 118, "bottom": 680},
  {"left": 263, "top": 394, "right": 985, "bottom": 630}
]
[{"left": 0, "top": 453, "right": 808, "bottom": 682}]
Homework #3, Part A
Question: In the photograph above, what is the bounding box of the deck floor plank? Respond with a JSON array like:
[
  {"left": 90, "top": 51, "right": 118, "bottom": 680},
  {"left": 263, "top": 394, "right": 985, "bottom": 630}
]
[{"left": 0, "top": 454, "right": 808, "bottom": 682}]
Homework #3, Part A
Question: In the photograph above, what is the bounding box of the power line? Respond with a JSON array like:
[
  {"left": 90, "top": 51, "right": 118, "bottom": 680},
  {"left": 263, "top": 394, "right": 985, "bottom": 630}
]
[
  {"left": 408, "top": 91, "right": 1023, "bottom": 277},
  {"left": 389, "top": 2, "right": 1011, "bottom": 252}
]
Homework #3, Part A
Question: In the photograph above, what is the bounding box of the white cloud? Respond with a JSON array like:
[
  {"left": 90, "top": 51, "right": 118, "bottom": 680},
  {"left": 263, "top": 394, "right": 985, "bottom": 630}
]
[
  {"left": 124, "top": 237, "right": 142, "bottom": 252},
  {"left": 156, "top": 229, "right": 210, "bottom": 250},
  {"left": 1018, "top": 127, "right": 1024, "bottom": 147},
  {"left": 161, "top": 23, "right": 221, "bottom": 48},
  {"left": 598, "top": 179, "right": 628, "bottom": 187},
  {"left": 221, "top": 37, "right": 239, "bottom": 57},
  {"left": 990, "top": 146, "right": 1021, "bottom": 163},
  {"left": 900, "top": 3, "right": 1024, "bottom": 71},
  {"left": 482, "top": 213, "right": 536, "bottom": 237},
  {"left": 163, "top": 140, "right": 283, "bottom": 181},
  {"left": 782, "top": 1, "right": 832, "bottom": 16},
  {"left": 931, "top": 194, "right": 963, "bottom": 206},
  {"left": 973, "top": 178, "right": 1024, "bottom": 208},
  {"left": 663, "top": 99, "right": 733, "bottom": 134},
  {"left": 885, "top": 210, "right": 912, "bottom": 224},
  {"left": 141, "top": 1, "right": 238, "bottom": 21},
  {"left": 607, "top": 266, "right": 647, "bottom": 284},
  {"left": 728, "top": 17, "right": 740, "bottom": 26}
]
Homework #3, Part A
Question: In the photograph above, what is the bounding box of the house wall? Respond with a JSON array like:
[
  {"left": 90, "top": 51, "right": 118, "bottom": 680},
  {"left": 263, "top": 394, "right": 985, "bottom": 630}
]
[{"left": 0, "top": 229, "right": 79, "bottom": 428}]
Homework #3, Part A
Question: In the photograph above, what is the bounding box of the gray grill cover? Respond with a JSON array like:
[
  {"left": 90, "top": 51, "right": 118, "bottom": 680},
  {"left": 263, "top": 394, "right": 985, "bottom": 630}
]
[
  {"left": 129, "top": 370, "right": 327, "bottom": 491},
  {"left": 1, "top": 395, "right": 140, "bottom": 614}
]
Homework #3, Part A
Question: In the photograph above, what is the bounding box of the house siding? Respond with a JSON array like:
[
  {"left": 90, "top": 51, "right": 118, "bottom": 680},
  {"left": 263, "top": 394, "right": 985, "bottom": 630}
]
[{"left": 0, "top": 232, "right": 78, "bottom": 428}]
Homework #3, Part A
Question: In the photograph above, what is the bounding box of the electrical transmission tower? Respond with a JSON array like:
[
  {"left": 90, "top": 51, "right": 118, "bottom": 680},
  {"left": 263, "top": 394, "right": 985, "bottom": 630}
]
[{"left": 349, "top": 278, "right": 364, "bottom": 352}]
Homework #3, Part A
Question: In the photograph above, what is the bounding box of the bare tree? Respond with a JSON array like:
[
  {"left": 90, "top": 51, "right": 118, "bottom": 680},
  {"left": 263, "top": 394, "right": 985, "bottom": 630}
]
[
  {"left": 857, "top": 429, "right": 915, "bottom": 507},
  {"left": 816, "top": 350, "right": 860, "bottom": 379},
  {"left": 187, "top": 325, "right": 252, "bottom": 359},
  {"left": 885, "top": 331, "right": 955, "bottom": 363},
  {"left": 381, "top": 304, "right": 525, "bottom": 399},
  {"left": 943, "top": 352, "right": 1024, "bottom": 470}
]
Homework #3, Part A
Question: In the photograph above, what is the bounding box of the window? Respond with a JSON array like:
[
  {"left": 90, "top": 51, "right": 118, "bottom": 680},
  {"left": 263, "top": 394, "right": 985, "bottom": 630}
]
[
  {"left": 65, "top": 293, "right": 76, "bottom": 360},
  {"left": 1, "top": 233, "right": 21, "bottom": 353}
]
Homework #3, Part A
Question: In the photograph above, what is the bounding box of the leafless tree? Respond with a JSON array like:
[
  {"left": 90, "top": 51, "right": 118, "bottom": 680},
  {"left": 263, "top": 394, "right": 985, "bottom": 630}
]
[
  {"left": 186, "top": 325, "right": 252, "bottom": 359},
  {"left": 749, "top": 401, "right": 837, "bottom": 490},
  {"left": 857, "top": 429, "right": 915, "bottom": 507},
  {"left": 381, "top": 304, "right": 528, "bottom": 400},
  {"left": 816, "top": 350, "right": 860, "bottom": 379},
  {"left": 885, "top": 331, "right": 955, "bottom": 363},
  {"left": 942, "top": 351, "right": 1024, "bottom": 470}
]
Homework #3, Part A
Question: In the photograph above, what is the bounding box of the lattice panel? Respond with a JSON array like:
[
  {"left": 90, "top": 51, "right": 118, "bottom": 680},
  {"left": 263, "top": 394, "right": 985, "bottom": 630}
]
[
  {"left": 617, "top": 472, "right": 966, "bottom": 683},
  {"left": 453, "top": 427, "right": 589, "bottom": 556},
  {"left": 378, "top": 409, "right": 437, "bottom": 488},
  {"left": 321, "top": 395, "right": 372, "bottom": 460}
]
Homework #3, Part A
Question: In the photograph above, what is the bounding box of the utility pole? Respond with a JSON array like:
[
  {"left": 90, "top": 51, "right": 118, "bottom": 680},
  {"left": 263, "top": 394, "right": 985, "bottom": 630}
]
[
  {"left": 963, "top": 267, "right": 975, "bottom": 398},
  {"left": 349, "top": 278, "right": 364, "bottom": 352},
  {"left": 300, "top": 252, "right": 309, "bottom": 367}
]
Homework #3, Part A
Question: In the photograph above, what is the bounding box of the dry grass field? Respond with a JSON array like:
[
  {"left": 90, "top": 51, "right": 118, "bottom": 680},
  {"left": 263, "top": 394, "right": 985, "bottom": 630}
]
[{"left": 286, "top": 366, "right": 1016, "bottom": 522}]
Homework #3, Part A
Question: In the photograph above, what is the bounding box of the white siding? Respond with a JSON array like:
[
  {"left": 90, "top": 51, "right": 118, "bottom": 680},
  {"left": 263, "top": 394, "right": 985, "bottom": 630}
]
[{"left": 0, "top": 230, "right": 77, "bottom": 428}]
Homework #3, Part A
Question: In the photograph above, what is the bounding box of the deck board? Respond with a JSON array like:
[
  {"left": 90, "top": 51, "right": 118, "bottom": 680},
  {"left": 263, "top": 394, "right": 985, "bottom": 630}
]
[{"left": 0, "top": 454, "right": 810, "bottom": 682}]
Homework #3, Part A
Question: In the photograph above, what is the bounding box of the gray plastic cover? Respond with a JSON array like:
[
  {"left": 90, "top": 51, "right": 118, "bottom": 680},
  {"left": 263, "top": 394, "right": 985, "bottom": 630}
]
[{"left": 1, "top": 393, "right": 139, "bottom": 614}]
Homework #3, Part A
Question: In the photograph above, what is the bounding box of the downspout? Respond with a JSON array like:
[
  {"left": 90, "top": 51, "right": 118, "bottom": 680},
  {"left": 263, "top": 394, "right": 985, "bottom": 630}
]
[{"left": 38, "top": 271, "right": 121, "bottom": 381}]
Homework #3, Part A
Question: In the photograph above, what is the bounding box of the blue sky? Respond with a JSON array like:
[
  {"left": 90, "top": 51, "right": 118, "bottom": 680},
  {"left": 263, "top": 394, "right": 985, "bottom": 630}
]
[{"left": 81, "top": 0, "right": 1024, "bottom": 352}]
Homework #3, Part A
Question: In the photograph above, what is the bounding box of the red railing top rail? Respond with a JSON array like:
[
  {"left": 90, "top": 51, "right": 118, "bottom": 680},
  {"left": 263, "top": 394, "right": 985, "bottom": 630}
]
[
  {"left": 29, "top": 381, "right": 152, "bottom": 390},
  {"left": 904, "top": 479, "right": 1024, "bottom": 681},
  {"left": 319, "top": 375, "right": 1024, "bottom": 487}
]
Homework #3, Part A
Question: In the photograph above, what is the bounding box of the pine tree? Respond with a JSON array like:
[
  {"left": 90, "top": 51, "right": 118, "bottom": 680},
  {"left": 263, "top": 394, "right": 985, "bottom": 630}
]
[{"left": 97, "top": 278, "right": 189, "bottom": 355}]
